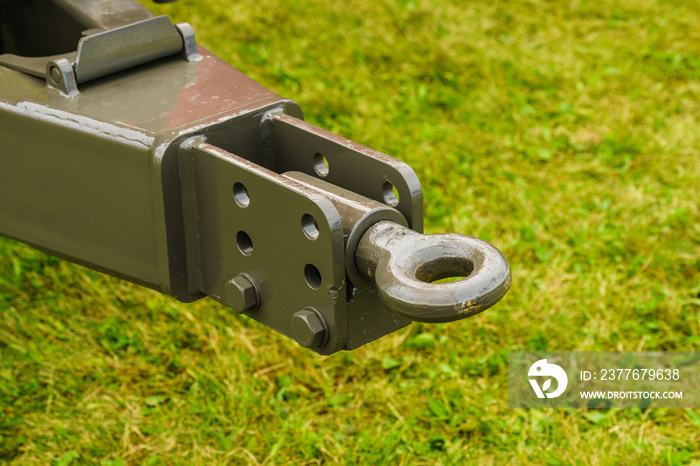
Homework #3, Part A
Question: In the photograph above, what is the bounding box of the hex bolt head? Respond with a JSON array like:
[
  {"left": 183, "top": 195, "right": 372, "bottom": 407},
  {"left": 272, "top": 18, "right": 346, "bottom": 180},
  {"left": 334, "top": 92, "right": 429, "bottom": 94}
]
[
  {"left": 290, "top": 308, "right": 328, "bottom": 348},
  {"left": 225, "top": 274, "right": 259, "bottom": 313}
]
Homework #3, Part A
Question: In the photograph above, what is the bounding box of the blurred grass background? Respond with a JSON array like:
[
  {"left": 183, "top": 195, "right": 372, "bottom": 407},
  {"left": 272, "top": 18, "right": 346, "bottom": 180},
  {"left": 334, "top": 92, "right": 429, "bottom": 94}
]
[{"left": 1, "top": 0, "right": 699, "bottom": 464}]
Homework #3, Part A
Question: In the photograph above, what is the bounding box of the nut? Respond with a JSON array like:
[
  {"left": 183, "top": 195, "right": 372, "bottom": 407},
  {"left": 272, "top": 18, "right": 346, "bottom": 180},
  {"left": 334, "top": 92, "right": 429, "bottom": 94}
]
[
  {"left": 290, "top": 308, "right": 328, "bottom": 348},
  {"left": 225, "top": 274, "right": 259, "bottom": 313}
]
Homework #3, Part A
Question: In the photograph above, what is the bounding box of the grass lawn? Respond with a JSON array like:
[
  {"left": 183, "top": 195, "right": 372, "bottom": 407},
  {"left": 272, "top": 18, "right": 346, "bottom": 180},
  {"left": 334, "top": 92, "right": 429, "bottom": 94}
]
[{"left": 1, "top": 0, "right": 699, "bottom": 464}]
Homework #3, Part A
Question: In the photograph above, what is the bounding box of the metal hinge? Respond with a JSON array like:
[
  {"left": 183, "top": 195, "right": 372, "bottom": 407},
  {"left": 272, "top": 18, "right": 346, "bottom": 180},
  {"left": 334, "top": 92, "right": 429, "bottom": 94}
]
[{"left": 0, "top": 15, "right": 199, "bottom": 96}]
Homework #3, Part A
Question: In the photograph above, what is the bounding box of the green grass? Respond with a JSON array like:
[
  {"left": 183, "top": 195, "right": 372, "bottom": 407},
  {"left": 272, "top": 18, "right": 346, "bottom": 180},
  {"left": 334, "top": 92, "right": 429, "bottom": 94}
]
[{"left": 2, "top": 0, "right": 699, "bottom": 464}]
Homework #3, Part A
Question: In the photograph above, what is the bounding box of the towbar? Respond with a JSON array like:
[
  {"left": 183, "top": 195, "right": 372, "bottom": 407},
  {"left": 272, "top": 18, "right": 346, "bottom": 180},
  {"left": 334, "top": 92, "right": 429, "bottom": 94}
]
[{"left": 0, "top": 0, "right": 511, "bottom": 354}]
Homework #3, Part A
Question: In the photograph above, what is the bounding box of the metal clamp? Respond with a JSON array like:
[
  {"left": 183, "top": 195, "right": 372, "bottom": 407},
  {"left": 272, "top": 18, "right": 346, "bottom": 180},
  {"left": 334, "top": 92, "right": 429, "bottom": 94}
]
[{"left": 356, "top": 221, "right": 511, "bottom": 323}]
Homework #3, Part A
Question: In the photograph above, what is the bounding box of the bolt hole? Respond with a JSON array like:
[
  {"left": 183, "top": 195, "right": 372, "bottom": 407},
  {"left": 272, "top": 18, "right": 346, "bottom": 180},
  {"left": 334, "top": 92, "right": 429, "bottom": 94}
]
[
  {"left": 233, "top": 182, "right": 250, "bottom": 208},
  {"left": 236, "top": 231, "right": 253, "bottom": 256},
  {"left": 302, "top": 214, "right": 320, "bottom": 240},
  {"left": 304, "top": 264, "right": 322, "bottom": 289},
  {"left": 313, "top": 152, "right": 329, "bottom": 177},
  {"left": 382, "top": 181, "right": 400, "bottom": 207},
  {"left": 415, "top": 257, "right": 474, "bottom": 284}
]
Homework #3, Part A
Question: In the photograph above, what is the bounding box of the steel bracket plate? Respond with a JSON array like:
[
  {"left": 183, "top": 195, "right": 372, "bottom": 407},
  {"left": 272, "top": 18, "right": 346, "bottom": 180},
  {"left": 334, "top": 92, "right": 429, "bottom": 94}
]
[
  {"left": 268, "top": 113, "right": 424, "bottom": 233},
  {"left": 179, "top": 140, "right": 349, "bottom": 354},
  {"left": 264, "top": 113, "right": 422, "bottom": 348}
]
